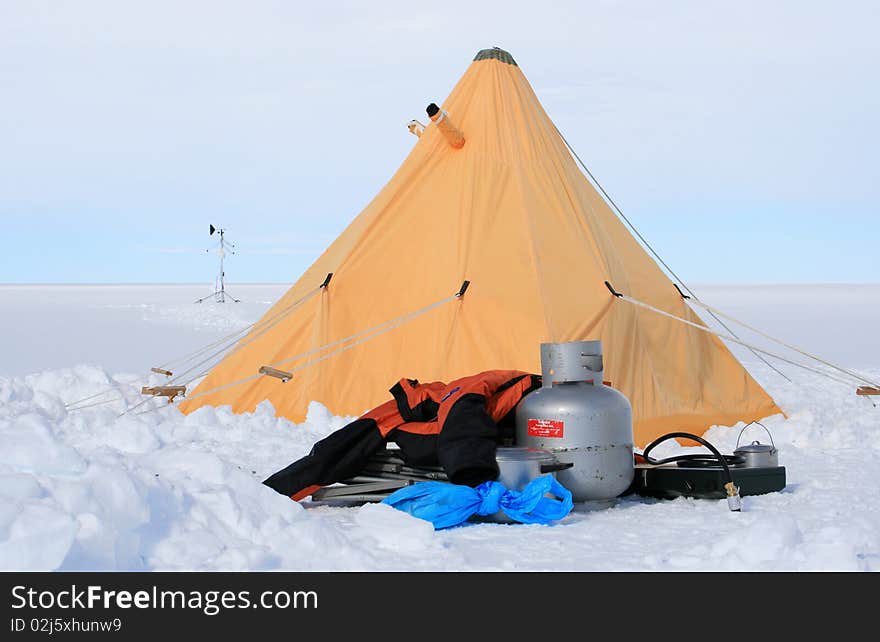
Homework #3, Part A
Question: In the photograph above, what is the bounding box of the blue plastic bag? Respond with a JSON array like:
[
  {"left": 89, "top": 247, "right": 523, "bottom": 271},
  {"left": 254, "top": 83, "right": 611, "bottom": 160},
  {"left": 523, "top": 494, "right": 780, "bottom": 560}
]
[{"left": 382, "top": 475, "right": 573, "bottom": 529}]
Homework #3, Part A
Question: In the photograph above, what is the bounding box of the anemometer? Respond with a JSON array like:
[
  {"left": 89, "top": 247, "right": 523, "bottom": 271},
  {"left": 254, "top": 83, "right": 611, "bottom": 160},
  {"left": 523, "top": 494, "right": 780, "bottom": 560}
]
[{"left": 195, "top": 224, "right": 240, "bottom": 303}]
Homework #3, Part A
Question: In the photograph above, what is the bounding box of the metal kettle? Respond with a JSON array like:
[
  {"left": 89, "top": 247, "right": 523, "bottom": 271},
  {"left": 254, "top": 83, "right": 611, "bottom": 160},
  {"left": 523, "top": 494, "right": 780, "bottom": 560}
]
[{"left": 734, "top": 423, "right": 779, "bottom": 468}]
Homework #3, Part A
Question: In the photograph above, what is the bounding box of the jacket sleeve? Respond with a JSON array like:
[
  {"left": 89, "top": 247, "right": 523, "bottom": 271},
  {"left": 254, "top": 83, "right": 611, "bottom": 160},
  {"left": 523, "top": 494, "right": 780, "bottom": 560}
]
[
  {"left": 262, "top": 417, "right": 386, "bottom": 499},
  {"left": 262, "top": 379, "right": 439, "bottom": 499},
  {"left": 435, "top": 370, "right": 535, "bottom": 487},
  {"left": 436, "top": 392, "right": 500, "bottom": 487},
  {"left": 262, "top": 392, "right": 406, "bottom": 499}
]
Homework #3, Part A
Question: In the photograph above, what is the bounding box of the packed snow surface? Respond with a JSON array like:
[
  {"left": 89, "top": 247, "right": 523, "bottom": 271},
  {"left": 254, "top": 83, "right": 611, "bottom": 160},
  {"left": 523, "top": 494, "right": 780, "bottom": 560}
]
[{"left": 1, "top": 284, "right": 878, "bottom": 571}]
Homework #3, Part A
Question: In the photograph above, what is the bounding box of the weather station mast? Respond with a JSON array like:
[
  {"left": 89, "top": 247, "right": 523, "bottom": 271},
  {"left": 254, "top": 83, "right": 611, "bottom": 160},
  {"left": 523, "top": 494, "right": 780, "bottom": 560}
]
[{"left": 195, "top": 224, "right": 240, "bottom": 303}]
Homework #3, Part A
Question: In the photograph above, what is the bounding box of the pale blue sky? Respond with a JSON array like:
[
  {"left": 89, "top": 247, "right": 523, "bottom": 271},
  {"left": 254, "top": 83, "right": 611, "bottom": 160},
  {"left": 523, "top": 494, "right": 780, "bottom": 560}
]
[{"left": 1, "top": 1, "right": 877, "bottom": 284}]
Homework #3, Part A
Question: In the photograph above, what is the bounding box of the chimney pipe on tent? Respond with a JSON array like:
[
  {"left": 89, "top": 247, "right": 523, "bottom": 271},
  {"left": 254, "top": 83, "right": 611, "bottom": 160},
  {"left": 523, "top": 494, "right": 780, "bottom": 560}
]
[{"left": 426, "top": 103, "right": 465, "bottom": 149}]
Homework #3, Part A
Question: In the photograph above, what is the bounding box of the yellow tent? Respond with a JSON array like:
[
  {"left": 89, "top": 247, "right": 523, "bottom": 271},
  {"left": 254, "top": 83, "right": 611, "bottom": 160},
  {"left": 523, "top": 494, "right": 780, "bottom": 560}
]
[{"left": 180, "top": 47, "right": 781, "bottom": 446}]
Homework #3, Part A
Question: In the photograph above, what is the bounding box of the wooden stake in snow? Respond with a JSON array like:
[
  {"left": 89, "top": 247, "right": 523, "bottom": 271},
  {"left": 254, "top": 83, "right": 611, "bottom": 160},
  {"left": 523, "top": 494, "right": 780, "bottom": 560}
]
[{"left": 141, "top": 385, "right": 187, "bottom": 402}]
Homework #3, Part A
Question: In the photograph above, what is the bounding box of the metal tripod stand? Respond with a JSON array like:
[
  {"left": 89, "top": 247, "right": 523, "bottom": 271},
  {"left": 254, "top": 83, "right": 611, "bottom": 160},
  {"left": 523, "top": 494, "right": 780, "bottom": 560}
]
[{"left": 195, "top": 225, "right": 240, "bottom": 303}]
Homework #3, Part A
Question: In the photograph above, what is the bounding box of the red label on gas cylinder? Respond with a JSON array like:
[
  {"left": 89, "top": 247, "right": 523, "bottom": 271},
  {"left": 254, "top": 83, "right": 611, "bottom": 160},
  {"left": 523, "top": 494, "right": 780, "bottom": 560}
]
[{"left": 527, "top": 418, "right": 564, "bottom": 439}]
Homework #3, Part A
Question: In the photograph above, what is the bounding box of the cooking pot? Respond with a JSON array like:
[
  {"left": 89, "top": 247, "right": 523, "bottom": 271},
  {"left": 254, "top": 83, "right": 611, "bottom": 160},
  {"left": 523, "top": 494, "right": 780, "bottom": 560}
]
[
  {"left": 478, "top": 447, "right": 573, "bottom": 523},
  {"left": 496, "top": 447, "right": 573, "bottom": 490}
]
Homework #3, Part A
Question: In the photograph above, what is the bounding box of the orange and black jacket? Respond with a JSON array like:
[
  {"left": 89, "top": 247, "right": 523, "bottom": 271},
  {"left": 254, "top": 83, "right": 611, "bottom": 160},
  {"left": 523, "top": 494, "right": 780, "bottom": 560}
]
[{"left": 263, "top": 370, "right": 541, "bottom": 500}]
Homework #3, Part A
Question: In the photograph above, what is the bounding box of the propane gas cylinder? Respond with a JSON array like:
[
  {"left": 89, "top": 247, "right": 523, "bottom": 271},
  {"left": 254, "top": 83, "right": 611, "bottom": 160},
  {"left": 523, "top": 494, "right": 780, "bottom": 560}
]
[{"left": 515, "top": 340, "right": 634, "bottom": 502}]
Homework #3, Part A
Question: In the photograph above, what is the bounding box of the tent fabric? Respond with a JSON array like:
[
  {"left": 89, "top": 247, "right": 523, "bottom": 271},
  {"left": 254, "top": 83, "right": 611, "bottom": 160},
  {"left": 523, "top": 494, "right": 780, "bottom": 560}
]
[{"left": 180, "top": 47, "right": 782, "bottom": 446}]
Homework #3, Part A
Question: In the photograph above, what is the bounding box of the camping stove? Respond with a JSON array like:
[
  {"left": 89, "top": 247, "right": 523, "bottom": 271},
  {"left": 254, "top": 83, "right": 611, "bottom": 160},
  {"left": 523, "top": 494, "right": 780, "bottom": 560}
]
[
  {"left": 631, "top": 462, "right": 786, "bottom": 500},
  {"left": 632, "top": 424, "right": 786, "bottom": 500}
]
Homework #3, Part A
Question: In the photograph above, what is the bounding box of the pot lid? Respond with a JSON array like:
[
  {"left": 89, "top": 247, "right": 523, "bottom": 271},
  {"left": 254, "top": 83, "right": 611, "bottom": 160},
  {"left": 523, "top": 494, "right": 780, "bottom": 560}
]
[
  {"left": 496, "top": 447, "right": 555, "bottom": 462},
  {"left": 734, "top": 440, "right": 777, "bottom": 454}
]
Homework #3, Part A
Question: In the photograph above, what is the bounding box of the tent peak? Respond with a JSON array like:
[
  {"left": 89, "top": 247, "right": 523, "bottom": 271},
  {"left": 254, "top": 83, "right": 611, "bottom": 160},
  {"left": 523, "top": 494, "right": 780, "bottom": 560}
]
[{"left": 474, "top": 47, "right": 517, "bottom": 66}]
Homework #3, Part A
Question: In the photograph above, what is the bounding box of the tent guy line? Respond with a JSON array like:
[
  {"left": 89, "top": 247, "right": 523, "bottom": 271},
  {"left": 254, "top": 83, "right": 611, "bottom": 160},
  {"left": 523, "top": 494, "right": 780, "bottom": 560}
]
[
  {"left": 118, "top": 286, "right": 324, "bottom": 417},
  {"left": 159, "top": 276, "right": 333, "bottom": 376},
  {"left": 65, "top": 275, "right": 868, "bottom": 418},
  {"left": 66, "top": 273, "right": 871, "bottom": 416},
  {"left": 63, "top": 279, "right": 329, "bottom": 412},
  {"left": 555, "top": 124, "right": 792, "bottom": 383},
  {"left": 161, "top": 285, "right": 324, "bottom": 388},
  {"left": 123, "top": 282, "right": 469, "bottom": 418},
  {"left": 265, "top": 282, "right": 468, "bottom": 372},
  {"left": 173, "top": 278, "right": 878, "bottom": 415},
  {"left": 604, "top": 281, "right": 878, "bottom": 390},
  {"left": 63, "top": 276, "right": 456, "bottom": 416},
  {"left": 685, "top": 297, "right": 880, "bottom": 389}
]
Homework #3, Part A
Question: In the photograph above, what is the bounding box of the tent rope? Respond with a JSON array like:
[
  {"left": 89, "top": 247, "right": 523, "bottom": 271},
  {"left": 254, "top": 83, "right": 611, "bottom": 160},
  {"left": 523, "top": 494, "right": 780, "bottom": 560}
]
[
  {"left": 66, "top": 392, "right": 127, "bottom": 412},
  {"left": 270, "top": 294, "right": 457, "bottom": 371},
  {"left": 65, "top": 388, "right": 124, "bottom": 411},
  {"left": 610, "top": 287, "right": 869, "bottom": 389},
  {"left": 119, "top": 287, "right": 322, "bottom": 417},
  {"left": 65, "top": 285, "right": 324, "bottom": 414},
  {"left": 65, "top": 329, "right": 254, "bottom": 411},
  {"left": 554, "top": 125, "right": 791, "bottom": 382},
  {"left": 181, "top": 286, "right": 462, "bottom": 388},
  {"left": 155, "top": 329, "right": 253, "bottom": 372},
  {"left": 123, "top": 285, "right": 467, "bottom": 417},
  {"left": 163, "top": 285, "right": 323, "bottom": 388},
  {"left": 155, "top": 281, "right": 328, "bottom": 372},
  {"left": 686, "top": 297, "right": 880, "bottom": 389}
]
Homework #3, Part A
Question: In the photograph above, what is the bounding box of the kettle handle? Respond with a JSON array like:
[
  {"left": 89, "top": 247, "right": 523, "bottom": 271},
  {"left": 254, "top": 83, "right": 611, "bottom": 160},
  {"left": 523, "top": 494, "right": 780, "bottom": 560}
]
[{"left": 736, "top": 421, "right": 776, "bottom": 449}]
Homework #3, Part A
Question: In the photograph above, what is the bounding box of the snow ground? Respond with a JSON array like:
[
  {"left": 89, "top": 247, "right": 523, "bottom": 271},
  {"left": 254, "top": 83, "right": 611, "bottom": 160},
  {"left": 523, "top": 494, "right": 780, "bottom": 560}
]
[{"left": 1, "top": 284, "right": 878, "bottom": 571}]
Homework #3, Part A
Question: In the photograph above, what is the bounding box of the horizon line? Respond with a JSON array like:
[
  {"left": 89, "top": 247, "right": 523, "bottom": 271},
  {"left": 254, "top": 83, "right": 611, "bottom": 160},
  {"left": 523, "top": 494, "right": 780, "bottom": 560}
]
[{"left": 1, "top": 281, "right": 878, "bottom": 287}]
